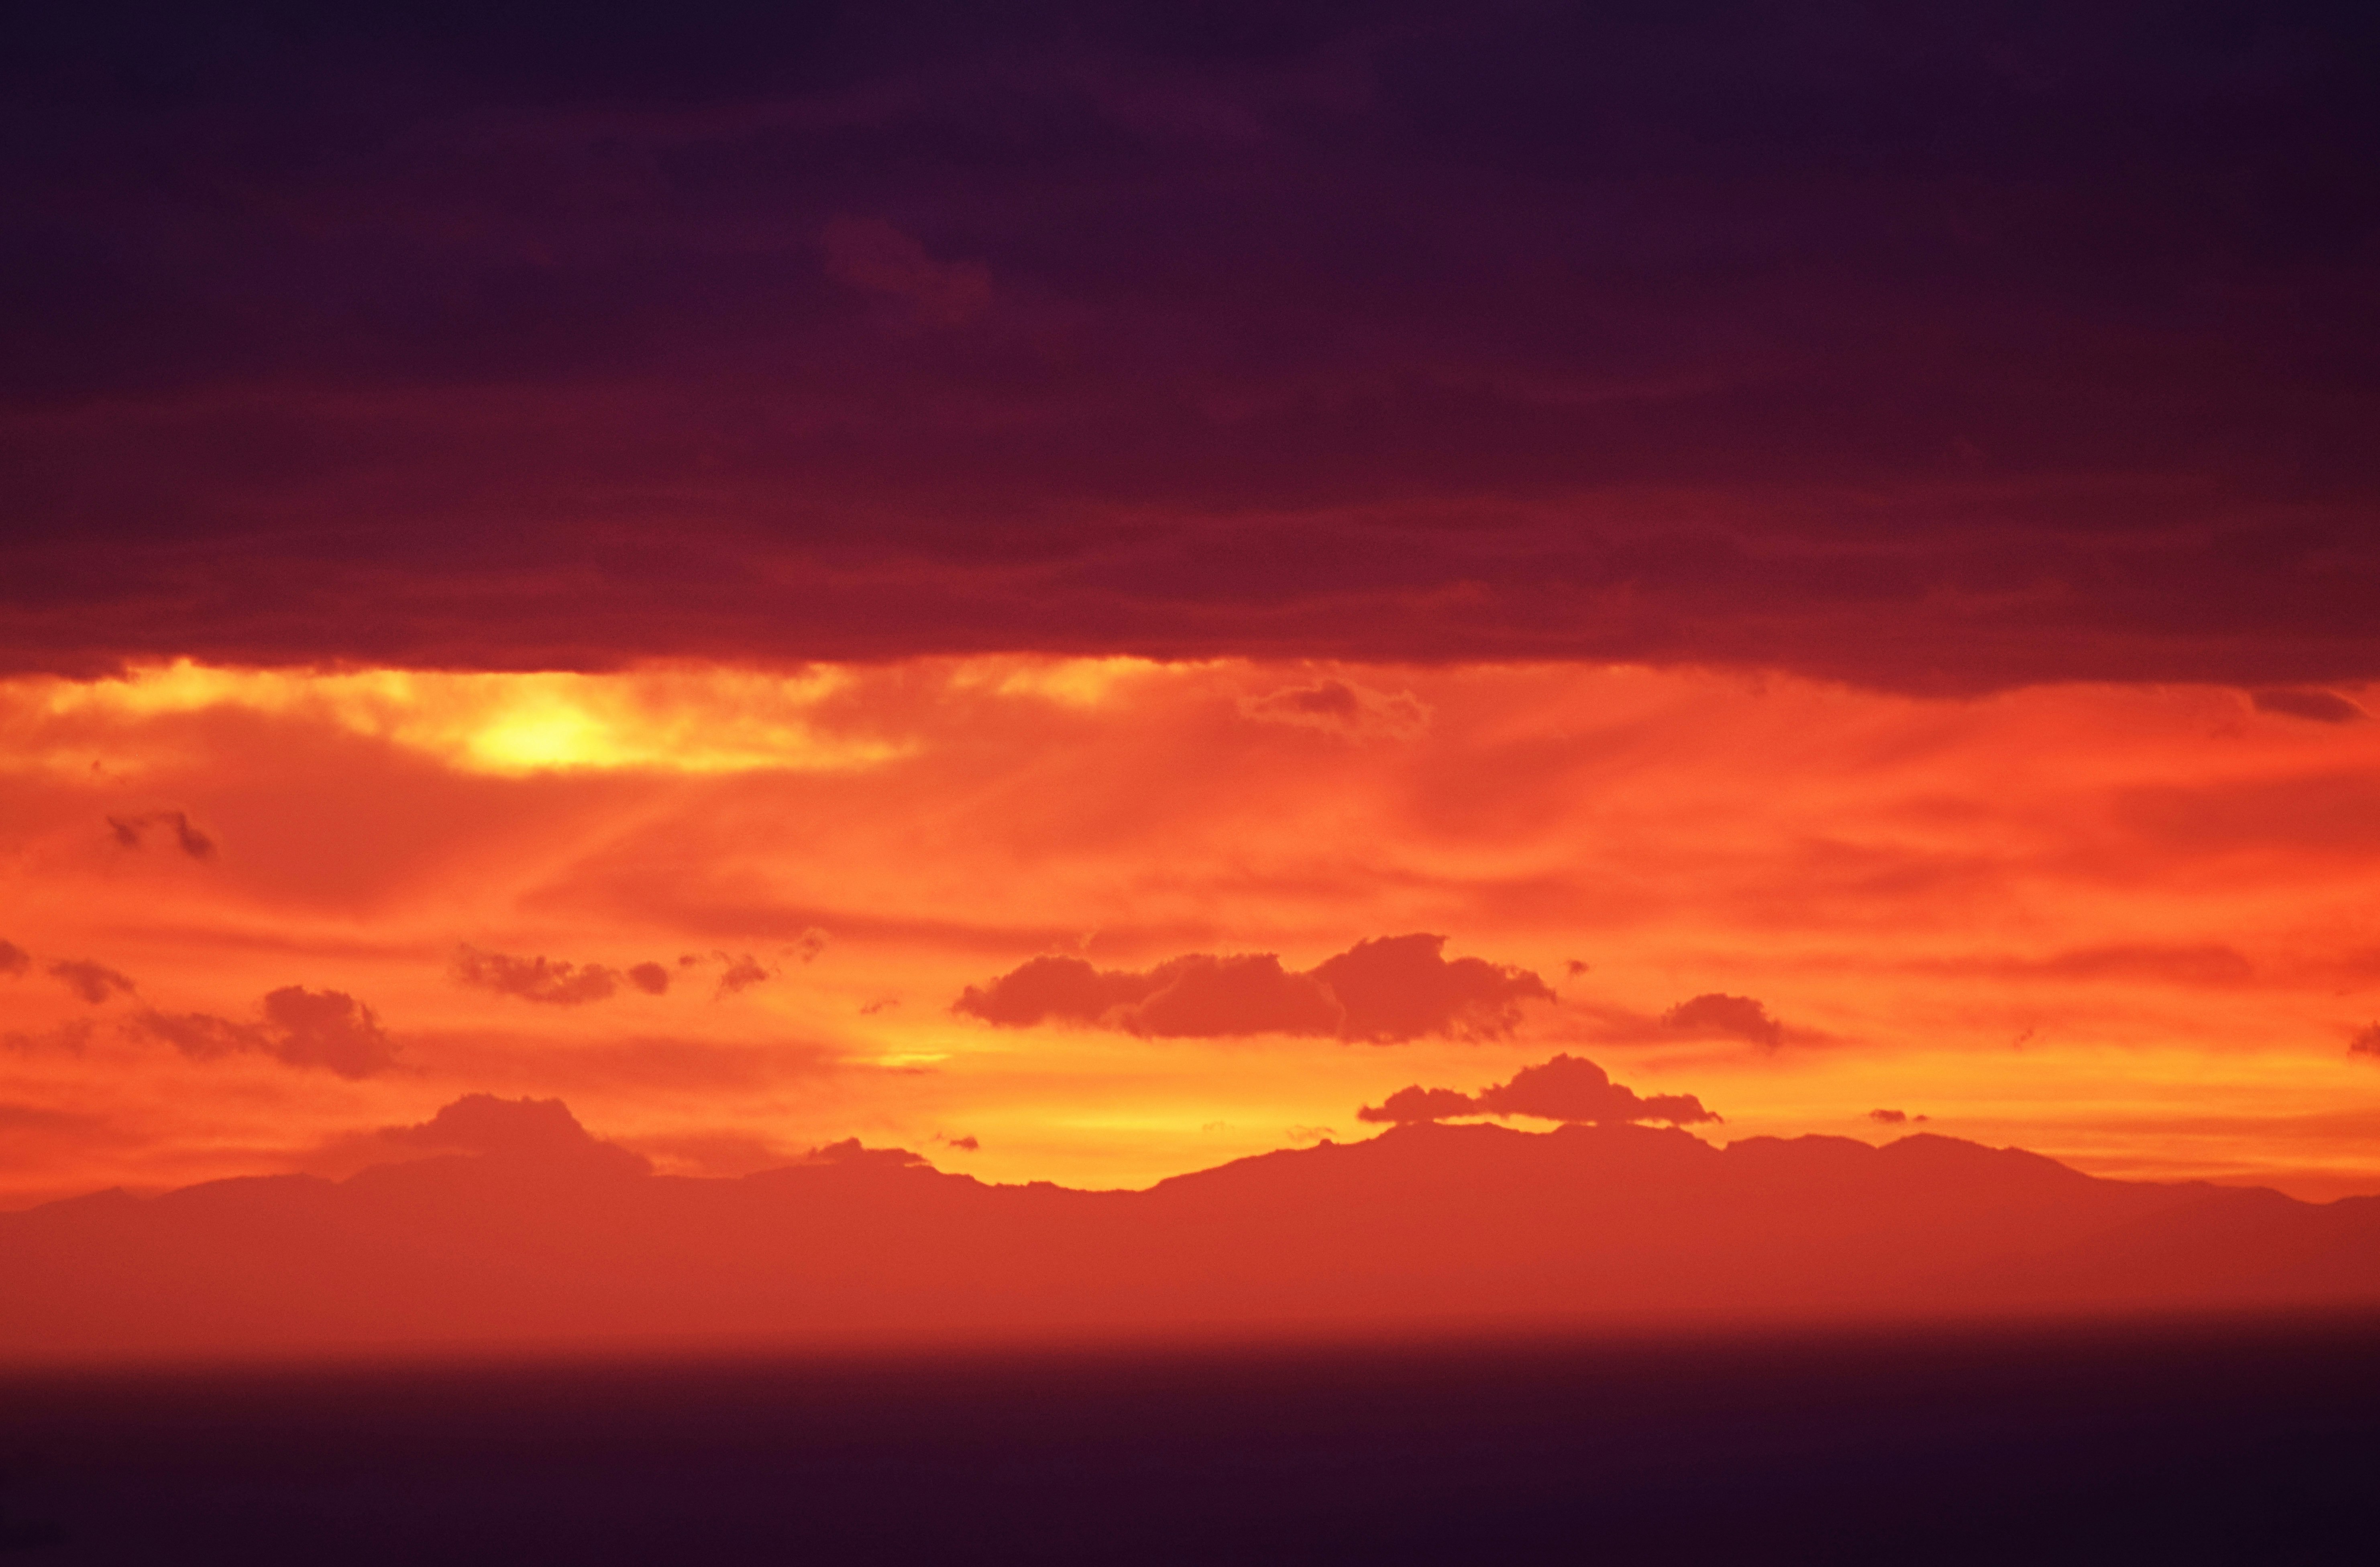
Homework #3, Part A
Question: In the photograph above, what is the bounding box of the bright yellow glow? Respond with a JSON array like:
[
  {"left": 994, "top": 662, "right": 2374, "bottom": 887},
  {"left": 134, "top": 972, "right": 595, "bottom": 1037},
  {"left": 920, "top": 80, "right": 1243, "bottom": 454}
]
[{"left": 24, "top": 660, "right": 909, "bottom": 775}]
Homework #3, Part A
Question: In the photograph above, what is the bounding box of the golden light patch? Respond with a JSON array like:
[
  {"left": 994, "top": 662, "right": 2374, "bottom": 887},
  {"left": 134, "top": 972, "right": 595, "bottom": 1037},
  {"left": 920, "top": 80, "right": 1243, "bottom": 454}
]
[{"left": 17, "top": 661, "right": 908, "bottom": 775}]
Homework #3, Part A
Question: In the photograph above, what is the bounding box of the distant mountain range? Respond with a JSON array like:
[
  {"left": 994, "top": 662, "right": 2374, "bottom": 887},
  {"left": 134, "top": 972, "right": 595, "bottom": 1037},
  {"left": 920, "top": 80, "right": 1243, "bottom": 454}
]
[{"left": 7, "top": 1103, "right": 2378, "bottom": 1359}]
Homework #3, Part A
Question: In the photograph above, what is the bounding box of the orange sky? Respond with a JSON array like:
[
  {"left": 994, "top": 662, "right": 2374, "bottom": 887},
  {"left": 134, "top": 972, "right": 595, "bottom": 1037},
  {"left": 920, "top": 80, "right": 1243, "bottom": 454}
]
[{"left": 4, "top": 656, "right": 2378, "bottom": 1209}]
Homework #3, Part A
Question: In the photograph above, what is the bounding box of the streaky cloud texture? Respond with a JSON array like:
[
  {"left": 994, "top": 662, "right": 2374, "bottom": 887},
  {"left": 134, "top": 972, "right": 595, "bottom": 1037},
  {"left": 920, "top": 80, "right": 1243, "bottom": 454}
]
[{"left": 956, "top": 934, "right": 1552, "bottom": 1042}]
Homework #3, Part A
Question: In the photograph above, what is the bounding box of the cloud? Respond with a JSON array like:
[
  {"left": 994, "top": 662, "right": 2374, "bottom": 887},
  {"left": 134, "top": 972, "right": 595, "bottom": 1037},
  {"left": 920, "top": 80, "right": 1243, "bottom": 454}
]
[
  {"left": 452, "top": 945, "right": 623, "bottom": 1005},
  {"left": 378, "top": 1094, "right": 650, "bottom": 1174},
  {"left": 0, "top": 940, "right": 26, "bottom": 977},
  {"left": 954, "top": 934, "right": 1553, "bottom": 1042},
  {"left": 801, "top": 1138, "right": 930, "bottom": 1171},
  {"left": 1357, "top": 1085, "right": 1480, "bottom": 1125},
  {"left": 2351, "top": 1024, "right": 2380, "bottom": 1059},
  {"left": 1241, "top": 680, "right": 1430, "bottom": 740},
  {"left": 104, "top": 810, "right": 216, "bottom": 858},
  {"left": 48, "top": 959, "right": 136, "bottom": 1005},
  {"left": 935, "top": 1132, "right": 980, "bottom": 1152},
  {"left": 822, "top": 217, "right": 990, "bottom": 327},
  {"left": 2251, "top": 689, "right": 2368, "bottom": 724},
  {"left": 1357, "top": 1053, "right": 1719, "bottom": 1127},
  {"left": 1661, "top": 993, "right": 1786, "bottom": 1049},
  {"left": 714, "top": 952, "right": 774, "bottom": 999},
  {"left": 1314, "top": 935, "right": 1556, "bottom": 1044},
  {"left": 262, "top": 987, "right": 401, "bottom": 1078},
  {"left": 452, "top": 947, "right": 681, "bottom": 1003},
  {"left": 132, "top": 987, "right": 400, "bottom": 1078}
]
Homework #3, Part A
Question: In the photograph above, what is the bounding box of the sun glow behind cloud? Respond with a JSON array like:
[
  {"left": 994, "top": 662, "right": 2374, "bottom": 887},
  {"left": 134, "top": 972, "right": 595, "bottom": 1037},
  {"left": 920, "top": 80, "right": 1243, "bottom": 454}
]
[{"left": 22, "top": 660, "right": 908, "bottom": 775}]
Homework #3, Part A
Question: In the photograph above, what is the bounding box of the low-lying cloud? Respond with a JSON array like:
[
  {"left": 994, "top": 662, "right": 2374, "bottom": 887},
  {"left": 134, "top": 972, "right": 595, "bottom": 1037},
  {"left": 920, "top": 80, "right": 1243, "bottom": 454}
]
[
  {"left": 0, "top": 939, "right": 27, "bottom": 977},
  {"left": 377, "top": 1094, "right": 650, "bottom": 1174},
  {"left": 132, "top": 987, "right": 400, "bottom": 1079},
  {"left": 1357, "top": 1054, "right": 1719, "bottom": 1127},
  {"left": 955, "top": 934, "right": 1554, "bottom": 1043}
]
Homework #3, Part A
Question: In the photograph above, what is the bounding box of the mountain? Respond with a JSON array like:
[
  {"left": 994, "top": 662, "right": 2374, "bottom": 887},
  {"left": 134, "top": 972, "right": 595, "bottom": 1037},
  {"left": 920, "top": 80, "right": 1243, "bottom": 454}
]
[{"left": 5, "top": 1108, "right": 2378, "bottom": 1360}]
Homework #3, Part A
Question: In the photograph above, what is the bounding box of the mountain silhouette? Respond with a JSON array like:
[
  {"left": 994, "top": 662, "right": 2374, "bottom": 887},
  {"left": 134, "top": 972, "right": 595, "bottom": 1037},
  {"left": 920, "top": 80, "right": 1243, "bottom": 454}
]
[{"left": 5, "top": 1102, "right": 2377, "bottom": 1359}]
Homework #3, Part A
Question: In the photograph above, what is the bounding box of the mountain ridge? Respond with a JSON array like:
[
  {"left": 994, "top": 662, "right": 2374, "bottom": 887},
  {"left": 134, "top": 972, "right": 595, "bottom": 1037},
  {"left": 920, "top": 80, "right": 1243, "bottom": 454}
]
[{"left": 6, "top": 1114, "right": 2376, "bottom": 1361}]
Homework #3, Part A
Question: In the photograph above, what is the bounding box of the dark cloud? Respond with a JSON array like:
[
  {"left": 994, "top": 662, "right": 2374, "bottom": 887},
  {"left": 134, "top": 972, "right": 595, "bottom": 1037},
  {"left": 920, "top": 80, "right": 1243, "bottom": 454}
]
[
  {"left": 1313, "top": 935, "right": 1555, "bottom": 1043},
  {"left": 2250, "top": 689, "right": 2368, "bottom": 724},
  {"left": 48, "top": 960, "right": 137, "bottom": 1005},
  {"left": 1356, "top": 1085, "right": 1479, "bottom": 1125},
  {"left": 626, "top": 961, "right": 671, "bottom": 996},
  {"left": 1357, "top": 1053, "right": 1719, "bottom": 1127},
  {"left": 379, "top": 1094, "right": 650, "bottom": 1174},
  {"left": 0, "top": 940, "right": 27, "bottom": 977},
  {"left": 262, "top": 987, "right": 401, "bottom": 1078},
  {"left": 934, "top": 1133, "right": 980, "bottom": 1152},
  {"left": 132, "top": 987, "right": 400, "bottom": 1078},
  {"left": 955, "top": 934, "right": 1551, "bottom": 1042},
  {"left": 801, "top": 1138, "right": 929, "bottom": 1171},
  {"left": 104, "top": 811, "right": 216, "bottom": 858},
  {"left": 2351, "top": 1024, "right": 2380, "bottom": 1060},
  {"left": 2, "top": 3, "right": 2376, "bottom": 689},
  {"left": 452, "top": 945, "right": 622, "bottom": 1005},
  {"left": 1662, "top": 993, "right": 1787, "bottom": 1050},
  {"left": 1241, "top": 680, "right": 1428, "bottom": 740},
  {"left": 714, "top": 952, "right": 774, "bottom": 999}
]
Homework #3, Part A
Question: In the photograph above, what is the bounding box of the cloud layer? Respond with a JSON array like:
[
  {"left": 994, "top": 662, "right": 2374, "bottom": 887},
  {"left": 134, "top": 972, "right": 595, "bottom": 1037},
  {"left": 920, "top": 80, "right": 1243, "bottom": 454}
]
[{"left": 2, "top": 3, "right": 2375, "bottom": 688}]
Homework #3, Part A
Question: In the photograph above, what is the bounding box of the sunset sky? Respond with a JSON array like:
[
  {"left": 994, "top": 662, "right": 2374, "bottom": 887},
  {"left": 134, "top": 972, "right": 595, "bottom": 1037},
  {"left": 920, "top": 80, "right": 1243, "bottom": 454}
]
[{"left": 5, "top": 0, "right": 2378, "bottom": 1211}]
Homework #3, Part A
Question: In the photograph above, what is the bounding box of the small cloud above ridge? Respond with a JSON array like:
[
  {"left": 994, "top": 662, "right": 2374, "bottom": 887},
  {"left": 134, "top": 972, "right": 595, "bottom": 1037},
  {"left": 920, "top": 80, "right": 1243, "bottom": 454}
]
[{"left": 1357, "top": 1054, "right": 1719, "bottom": 1128}]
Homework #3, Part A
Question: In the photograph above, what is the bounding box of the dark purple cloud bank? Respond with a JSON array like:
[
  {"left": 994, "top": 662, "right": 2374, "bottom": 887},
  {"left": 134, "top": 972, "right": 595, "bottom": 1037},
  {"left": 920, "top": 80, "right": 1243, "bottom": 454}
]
[{"left": 4, "top": 2, "right": 2376, "bottom": 687}]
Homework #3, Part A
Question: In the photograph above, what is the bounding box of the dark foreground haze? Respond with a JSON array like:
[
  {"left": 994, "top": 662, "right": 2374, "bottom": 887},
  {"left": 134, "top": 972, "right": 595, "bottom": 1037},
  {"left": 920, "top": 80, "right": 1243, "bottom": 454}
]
[{"left": 1, "top": 1320, "right": 2374, "bottom": 1565}]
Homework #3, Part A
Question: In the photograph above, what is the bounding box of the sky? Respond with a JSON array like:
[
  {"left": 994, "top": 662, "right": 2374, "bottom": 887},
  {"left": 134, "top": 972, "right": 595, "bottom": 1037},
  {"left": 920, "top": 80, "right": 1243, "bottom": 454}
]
[{"left": 4, "top": 0, "right": 2378, "bottom": 1210}]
